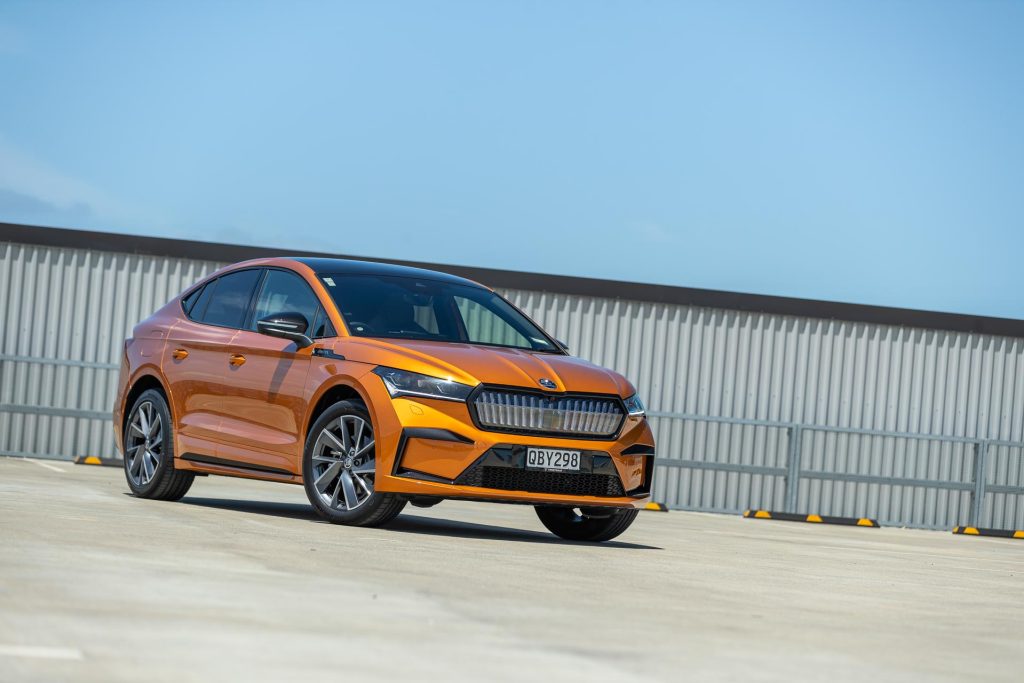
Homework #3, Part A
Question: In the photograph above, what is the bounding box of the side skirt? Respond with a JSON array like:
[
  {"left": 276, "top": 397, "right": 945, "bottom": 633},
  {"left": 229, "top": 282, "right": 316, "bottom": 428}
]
[{"left": 178, "top": 453, "right": 302, "bottom": 484}]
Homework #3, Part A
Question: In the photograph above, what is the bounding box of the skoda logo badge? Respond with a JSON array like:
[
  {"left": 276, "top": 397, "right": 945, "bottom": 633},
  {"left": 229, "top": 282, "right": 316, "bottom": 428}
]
[{"left": 538, "top": 378, "right": 557, "bottom": 390}]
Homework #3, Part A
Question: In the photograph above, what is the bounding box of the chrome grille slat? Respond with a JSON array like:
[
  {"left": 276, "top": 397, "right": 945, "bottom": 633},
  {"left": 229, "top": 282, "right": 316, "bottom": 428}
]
[{"left": 473, "top": 389, "right": 624, "bottom": 437}]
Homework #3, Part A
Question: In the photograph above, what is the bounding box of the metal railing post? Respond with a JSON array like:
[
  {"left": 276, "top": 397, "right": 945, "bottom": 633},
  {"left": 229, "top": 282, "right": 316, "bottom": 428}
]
[
  {"left": 784, "top": 426, "right": 803, "bottom": 513},
  {"left": 968, "top": 441, "right": 989, "bottom": 527}
]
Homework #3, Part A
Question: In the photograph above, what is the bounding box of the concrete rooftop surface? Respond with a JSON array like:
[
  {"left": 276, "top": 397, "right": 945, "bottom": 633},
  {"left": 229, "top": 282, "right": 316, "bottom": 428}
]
[{"left": 0, "top": 457, "right": 1021, "bottom": 682}]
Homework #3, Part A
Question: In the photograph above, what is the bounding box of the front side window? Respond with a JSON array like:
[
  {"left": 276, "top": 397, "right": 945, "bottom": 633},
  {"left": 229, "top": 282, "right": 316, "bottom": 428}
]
[
  {"left": 320, "top": 274, "right": 558, "bottom": 352},
  {"left": 199, "top": 269, "right": 262, "bottom": 328},
  {"left": 250, "top": 270, "right": 323, "bottom": 333},
  {"left": 308, "top": 308, "right": 336, "bottom": 339}
]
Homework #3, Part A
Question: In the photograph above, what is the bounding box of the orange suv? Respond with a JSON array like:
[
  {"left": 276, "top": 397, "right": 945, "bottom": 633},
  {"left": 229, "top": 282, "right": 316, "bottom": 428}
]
[{"left": 114, "top": 258, "right": 655, "bottom": 541}]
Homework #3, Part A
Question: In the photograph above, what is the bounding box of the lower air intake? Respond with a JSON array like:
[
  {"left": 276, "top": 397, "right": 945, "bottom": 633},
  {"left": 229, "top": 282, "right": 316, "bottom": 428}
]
[{"left": 457, "top": 464, "right": 626, "bottom": 497}]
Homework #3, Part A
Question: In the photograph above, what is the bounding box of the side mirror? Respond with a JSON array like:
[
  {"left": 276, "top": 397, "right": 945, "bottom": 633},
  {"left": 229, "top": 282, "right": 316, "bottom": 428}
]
[{"left": 257, "top": 312, "right": 313, "bottom": 348}]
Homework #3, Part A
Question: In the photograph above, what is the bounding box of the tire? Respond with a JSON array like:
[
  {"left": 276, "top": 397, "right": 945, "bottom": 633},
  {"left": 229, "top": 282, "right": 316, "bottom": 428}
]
[
  {"left": 302, "top": 400, "right": 406, "bottom": 526},
  {"left": 535, "top": 505, "right": 639, "bottom": 542},
  {"left": 123, "top": 388, "right": 194, "bottom": 501}
]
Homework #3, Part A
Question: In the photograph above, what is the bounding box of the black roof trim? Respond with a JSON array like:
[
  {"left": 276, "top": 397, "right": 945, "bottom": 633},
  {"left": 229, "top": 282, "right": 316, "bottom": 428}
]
[
  {"left": 291, "top": 256, "right": 479, "bottom": 286},
  {"left": 3, "top": 221, "right": 1022, "bottom": 338}
]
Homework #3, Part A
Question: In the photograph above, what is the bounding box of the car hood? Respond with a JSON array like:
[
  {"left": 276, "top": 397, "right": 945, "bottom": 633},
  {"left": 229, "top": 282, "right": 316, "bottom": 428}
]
[{"left": 337, "top": 337, "right": 635, "bottom": 397}]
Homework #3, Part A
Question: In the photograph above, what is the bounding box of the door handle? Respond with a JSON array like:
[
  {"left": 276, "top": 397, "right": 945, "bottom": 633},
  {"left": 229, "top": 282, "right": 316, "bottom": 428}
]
[
  {"left": 171, "top": 348, "right": 189, "bottom": 360},
  {"left": 228, "top": 354, "right": 246, "bottom": 367}
]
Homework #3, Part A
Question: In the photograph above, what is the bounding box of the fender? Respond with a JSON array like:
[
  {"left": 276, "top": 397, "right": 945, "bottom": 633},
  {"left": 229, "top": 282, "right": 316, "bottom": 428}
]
[{"left": 301, "top": 361, "right": 377, "bottom": 446}]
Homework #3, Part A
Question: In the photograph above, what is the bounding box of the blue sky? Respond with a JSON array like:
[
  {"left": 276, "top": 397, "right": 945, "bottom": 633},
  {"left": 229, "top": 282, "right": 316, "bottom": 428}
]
[{"left": 1, "top": 1, "right": 1022, "bottom": 318}]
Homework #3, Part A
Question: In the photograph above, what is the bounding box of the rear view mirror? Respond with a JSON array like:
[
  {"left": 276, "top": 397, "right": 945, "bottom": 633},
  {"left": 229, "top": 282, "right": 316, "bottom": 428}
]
[{"left": 257, "top": 312, "right": 313, "bottom": 348}]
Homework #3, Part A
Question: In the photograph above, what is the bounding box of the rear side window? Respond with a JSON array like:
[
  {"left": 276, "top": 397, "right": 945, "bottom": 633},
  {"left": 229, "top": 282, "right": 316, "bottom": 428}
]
[
  {"left": 199, "top": 269, "right": 262, "bottom": 328},
  {"left": 181, "top": 285, "right": 204, "bottom": 315},
  {"left": 187, "top": 283, "right": 215, "bottom": 321}
]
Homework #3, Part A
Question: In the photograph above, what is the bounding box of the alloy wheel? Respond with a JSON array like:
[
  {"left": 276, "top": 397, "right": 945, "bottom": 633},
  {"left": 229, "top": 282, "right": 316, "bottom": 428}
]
[
  {"left": 311, "top": 415, "right": 376, "bottom": 511},
  {"left": 126, "top": 400, "right": 163, "bottom": 487}
]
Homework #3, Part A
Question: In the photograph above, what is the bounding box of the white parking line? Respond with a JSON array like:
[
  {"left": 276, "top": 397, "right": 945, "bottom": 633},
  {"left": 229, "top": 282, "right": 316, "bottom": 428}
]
[
  {"left": 0, "top": 644, "right": 83, "bottom": 660},
  {"left": 26, "top": 459, "right": 66, "bottom": 473}
]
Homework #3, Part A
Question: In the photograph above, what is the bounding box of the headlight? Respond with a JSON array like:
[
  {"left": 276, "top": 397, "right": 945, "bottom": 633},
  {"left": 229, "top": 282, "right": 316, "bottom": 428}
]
[
  {"left": 373, "top": 367, "right": 475, "bottom": 402},
  {"left": 624, "top": 394, "right": 646, "bottom": 417}
]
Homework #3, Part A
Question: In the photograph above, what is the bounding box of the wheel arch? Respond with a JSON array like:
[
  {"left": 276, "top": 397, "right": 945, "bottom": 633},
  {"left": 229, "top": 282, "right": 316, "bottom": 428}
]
[
  {"left": 122, "top": 373, "right": 170, "bottom": 437},
  {"left": 304, "top": 380, "right": 372, "bottom": 446}
]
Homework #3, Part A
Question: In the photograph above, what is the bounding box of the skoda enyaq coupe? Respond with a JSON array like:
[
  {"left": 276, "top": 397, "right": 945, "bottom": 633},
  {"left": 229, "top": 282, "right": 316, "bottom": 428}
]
[{"left": 114, "top": 258, "right": 655, "bottom": 542}]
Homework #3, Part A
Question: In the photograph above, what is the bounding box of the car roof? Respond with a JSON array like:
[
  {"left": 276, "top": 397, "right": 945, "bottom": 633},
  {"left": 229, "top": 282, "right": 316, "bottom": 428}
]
[{"left": 288, "top": 256, "right": 486, "bottom": 288}]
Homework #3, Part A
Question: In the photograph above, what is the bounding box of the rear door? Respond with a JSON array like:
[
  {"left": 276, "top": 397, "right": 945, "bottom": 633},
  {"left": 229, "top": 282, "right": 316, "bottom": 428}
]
[
  {"left": 215, "top": 268, "right": 329, "bottom": 473},
  {"left": 165, "top": 268, "right": 262, "bottom": 458}
]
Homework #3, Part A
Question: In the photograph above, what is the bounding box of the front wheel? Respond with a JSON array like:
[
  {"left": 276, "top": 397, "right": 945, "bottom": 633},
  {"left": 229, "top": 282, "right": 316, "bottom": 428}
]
[
  {"left": 535, "top": 506, "right": 639, "bottom": 542},
  {"left": 302, "top": 400, "right": 406, "bottom": 526}
]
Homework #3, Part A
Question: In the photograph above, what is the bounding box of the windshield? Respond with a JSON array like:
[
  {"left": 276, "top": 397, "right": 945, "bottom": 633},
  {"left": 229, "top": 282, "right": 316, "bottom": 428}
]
[{"left": 320, "top": 274, "right": 560, "bottom": 352}]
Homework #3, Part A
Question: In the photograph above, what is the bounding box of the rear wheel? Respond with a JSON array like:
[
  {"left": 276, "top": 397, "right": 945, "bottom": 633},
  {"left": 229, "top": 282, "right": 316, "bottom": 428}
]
[
  {"left": 302, "top": 400, "right": 406, "bottom": 526},
  {"left": 535, "top": 505, "right": 639, "bottom": 542},
  {"left": 123, "top": 388, "right": 194, "bottom": 500}
]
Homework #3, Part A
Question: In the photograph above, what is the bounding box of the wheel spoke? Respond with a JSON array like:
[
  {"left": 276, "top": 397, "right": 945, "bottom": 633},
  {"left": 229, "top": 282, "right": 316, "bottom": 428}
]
[
  {"left": 330, "top": 478, "right": 342, "bottom": 508},
  {"left": 141, "top": 451, "right": 153, "bottom": 482},
  {"left": 354, "top": 439, "right": 374, "bottom": 457},
  {"left": 339, "top": 418, "right": 352, "bottom": 451},
  {"left": 130, "top": 421, "right": 146, "bottom": 438},
  {"left": 129, "top": 445, "right": 144, "bottom": 476},
  {"left": 138, "top": 407, "right": 150, "bottom": 437},
  {"left": 340, "top": 471, "right": 358, "bottom": 510},
  {"left": 353, "top": 420, "right": 365, "bottom": 452},
  {"left": 351, "top": 471, "right": 373, "bottom": 496},
  {"left": 321, "top": 429, "right": 345, "bottom": 454},
  {"left": 314, "top": 462, "right": 342, "bottom": 493}
]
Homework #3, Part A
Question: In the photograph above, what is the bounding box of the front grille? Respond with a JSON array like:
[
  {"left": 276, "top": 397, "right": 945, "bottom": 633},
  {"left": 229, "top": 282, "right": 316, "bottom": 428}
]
[
  {"left": 472, "top": 389, "right": 624, "bottom": 437},
  {"left": 458, "top": 464, "right": 626, "bottom": 497}
]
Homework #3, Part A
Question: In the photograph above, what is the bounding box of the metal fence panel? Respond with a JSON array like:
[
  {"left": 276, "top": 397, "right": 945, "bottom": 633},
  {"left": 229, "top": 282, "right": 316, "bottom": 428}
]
[{"left": 984, "top": 444, "right": 1024, "bottom": 529}]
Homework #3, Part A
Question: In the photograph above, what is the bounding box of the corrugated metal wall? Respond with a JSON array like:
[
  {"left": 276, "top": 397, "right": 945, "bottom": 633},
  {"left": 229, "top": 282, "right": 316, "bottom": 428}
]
[
  {"left": 0, "top": 243, "right": 220, "bottom": 461},
  {"left": 2, "top": 240, "right": 1023, "bottom": 529},
  {"left": 504, "top": 292, "right": 1024, "bottom": 529}
]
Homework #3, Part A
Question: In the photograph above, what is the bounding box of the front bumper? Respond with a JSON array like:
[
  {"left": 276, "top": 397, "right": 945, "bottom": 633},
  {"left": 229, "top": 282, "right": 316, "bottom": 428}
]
[{"left": 365, "top": 379, "right": 656, "bottom": 509}]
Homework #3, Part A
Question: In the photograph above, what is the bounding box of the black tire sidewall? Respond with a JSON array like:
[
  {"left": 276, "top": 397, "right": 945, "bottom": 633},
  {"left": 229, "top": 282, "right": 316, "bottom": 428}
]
[{"left": 123, "top": 389, "right": 175, "bottom": 497}]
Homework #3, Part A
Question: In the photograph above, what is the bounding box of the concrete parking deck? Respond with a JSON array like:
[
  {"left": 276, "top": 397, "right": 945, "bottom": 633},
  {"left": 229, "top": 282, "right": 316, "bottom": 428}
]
[{"left": 0, "top": 457, "right": 1021, "bottom": 682}]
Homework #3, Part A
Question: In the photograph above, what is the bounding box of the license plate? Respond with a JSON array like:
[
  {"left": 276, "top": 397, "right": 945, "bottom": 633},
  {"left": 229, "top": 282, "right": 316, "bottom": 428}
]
[{"left": 526, "top": 448, "right": 581, "bottom": 471}]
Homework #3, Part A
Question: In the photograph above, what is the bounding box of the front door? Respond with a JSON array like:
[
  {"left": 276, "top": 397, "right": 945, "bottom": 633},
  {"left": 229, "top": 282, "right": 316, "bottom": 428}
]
[{"left": 215, "top": 268, "right": 326, "bottom": 473}]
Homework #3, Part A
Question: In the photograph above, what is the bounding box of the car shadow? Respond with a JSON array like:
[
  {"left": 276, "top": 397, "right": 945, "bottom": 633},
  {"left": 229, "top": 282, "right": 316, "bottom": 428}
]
[
  {"left": 178, "top": 496, "right": 319, "bottom": 521},
  {"left": 387, "top": 514, "right": 661, "bottom": 550},
  {"left": 177, "top": 496, "right": 661, "bottom": 550}
]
